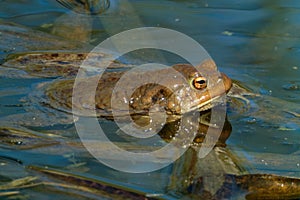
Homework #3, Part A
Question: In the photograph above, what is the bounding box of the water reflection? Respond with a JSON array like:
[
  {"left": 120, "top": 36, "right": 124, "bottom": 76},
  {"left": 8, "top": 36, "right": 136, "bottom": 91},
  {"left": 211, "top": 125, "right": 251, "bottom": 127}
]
[
  {"left": 1, "top": 113, "right": 299, "bottom": 199},
  {"left": 56, "top": 0, "right": 110, "bottom": 15},
  {"left": 158, "top": 111, "right": 231, "bottom": 147},
  {"left": 0, "top": 112, "right": 234, "bottom": 198}
]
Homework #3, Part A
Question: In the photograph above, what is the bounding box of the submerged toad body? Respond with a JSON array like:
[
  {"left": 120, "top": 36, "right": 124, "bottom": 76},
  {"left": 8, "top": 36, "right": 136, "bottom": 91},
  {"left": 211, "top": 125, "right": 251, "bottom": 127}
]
[{"left": 45, "top": 59, "right": 232, "bottom": 118}]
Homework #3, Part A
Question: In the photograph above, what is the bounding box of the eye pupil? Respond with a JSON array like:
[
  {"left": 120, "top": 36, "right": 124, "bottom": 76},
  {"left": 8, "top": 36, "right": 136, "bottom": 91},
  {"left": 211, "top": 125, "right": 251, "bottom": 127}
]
[
  {"left": 192, "top": 77, "right": 207, "bottom": 90},
  {"left": 197, "top": 80, "right": 206, "bottom": 84}
]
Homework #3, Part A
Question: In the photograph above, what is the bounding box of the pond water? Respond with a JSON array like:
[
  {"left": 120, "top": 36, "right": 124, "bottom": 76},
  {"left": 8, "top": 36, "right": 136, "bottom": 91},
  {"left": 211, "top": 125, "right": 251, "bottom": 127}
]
[{"left": 0, "top": 0, "right": 300, "bottom": 199}]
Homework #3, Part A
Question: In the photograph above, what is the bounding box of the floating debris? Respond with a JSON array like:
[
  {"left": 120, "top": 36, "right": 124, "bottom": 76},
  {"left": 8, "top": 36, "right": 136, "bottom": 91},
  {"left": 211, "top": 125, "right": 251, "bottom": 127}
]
[
  {"left": 222, "top": 31, "right": 233, "bottom": 36},
  {"left": 0, "top": 127, "right": 59, "bottom": 150},
  {"left": 29, "top": 165, "right": 160, "bottom": 200},
  {"left": 0, "top": 176, "right": 39, "bottom": 190}
]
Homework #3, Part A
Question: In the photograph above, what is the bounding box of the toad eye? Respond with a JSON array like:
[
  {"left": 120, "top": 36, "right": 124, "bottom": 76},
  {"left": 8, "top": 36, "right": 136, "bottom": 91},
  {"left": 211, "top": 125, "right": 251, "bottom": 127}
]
[{"left": 192, "top": 77, "right": 207, "bottom": 90}]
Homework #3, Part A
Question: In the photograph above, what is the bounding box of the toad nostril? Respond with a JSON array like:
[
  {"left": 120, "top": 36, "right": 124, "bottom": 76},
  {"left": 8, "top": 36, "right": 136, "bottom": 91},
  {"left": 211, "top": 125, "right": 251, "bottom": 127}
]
[{"left": 152, "top": 96, "right": 158, "bottom": 102}]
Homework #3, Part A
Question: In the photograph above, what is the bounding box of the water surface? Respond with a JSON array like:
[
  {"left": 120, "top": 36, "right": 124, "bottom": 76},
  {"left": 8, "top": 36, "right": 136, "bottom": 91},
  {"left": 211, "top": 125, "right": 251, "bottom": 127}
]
[{"left": 0, "top": 0, "right": 300, "bottom": 199}]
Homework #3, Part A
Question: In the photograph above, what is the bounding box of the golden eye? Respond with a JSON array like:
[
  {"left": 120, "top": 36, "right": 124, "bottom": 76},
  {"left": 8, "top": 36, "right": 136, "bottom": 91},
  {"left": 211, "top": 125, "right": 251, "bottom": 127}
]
[{"left": 192, "top": 77, "right": 207, "bottom": 90}]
